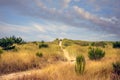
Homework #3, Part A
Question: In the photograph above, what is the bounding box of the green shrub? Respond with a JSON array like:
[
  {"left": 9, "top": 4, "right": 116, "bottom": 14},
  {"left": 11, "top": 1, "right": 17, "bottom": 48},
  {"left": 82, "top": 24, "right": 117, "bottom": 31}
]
[
  {"left": 0, "top": 36, "right": 24, "bottom": 50},
  {"left": 11, "top": 36, "right": 24, "bottom": 44},
  {"left": 39, "top": 44, "right": 48, "bottom": 48},
  {"left": 88, "top": 48, "right": 105, "bottom": 60},
  {"left": 112, "top": 61, "right": 120, "bottom": 75},
  {"left": 75, "top": 55, "right": 86, "bottom": 74},
  {"left": 39, "top": 41, "right": 48, "bottom": 48},
  {"left": 113, "top": 42, "right": 120, "bottom": 48},
  {"left": 36, "top": 52, "right": 43, "bottom": 57},
  {"left": 0, "top": 37, "right": 14, "bottom": 50}
]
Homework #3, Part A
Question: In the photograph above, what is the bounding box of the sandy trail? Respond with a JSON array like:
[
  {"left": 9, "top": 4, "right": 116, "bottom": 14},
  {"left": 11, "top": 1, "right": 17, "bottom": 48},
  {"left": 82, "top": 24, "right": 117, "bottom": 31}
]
[
  {"left": 59, "top": 41, "right": 75, "bottom": 62},
  {"left": 0, "top": 69, "right": 42, "bottom": 80}
]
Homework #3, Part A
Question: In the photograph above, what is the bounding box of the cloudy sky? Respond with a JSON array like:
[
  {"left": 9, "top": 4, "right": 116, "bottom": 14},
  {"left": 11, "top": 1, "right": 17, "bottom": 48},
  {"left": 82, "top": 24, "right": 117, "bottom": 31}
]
[{"left": 0, "top": 0, "right": 120, "bottom": 41}]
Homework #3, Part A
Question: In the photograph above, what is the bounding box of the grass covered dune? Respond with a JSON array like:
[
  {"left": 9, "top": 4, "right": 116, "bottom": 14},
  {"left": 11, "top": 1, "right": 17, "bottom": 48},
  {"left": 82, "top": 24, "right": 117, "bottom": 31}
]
[{"left": 0, "top": 38, "right": 120, "bottom": 80}]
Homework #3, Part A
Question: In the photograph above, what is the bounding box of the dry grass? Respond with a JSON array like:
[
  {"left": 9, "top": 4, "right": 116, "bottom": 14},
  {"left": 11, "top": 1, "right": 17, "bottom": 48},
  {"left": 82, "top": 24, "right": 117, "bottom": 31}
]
[
  {"left": 15, "top": 44, "right": 120, "bottom": 80},
  {"left": 0, "top": 40, "right": 120, "bottom": 80},
  {"left": 0, "top": 42, "right": 64, "bottom": 75},
  {"left": 16, "top": 61, "right": 113, "bottom": 80}
]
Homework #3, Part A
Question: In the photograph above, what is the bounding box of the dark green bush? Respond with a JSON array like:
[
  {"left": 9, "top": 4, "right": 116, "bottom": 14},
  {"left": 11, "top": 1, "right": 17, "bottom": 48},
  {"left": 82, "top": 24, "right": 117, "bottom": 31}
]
[
  {"left": 88, "top": 48, "right": 105, "bottom": 60},
  {"left": 0, "top": 36, "right": 24, "bottom": 50},
  {"left": 39, "top": 41, "right": 48, "bottom": 48},
  {"left": 0, "top": 38, "right": 15, "bottom": 50},
  {"left": 39, "top": 44, "right": 48, "bottom": 48},
  {"left": 112, "top": 61, "right": 120, "bottom": 75},
  {"left": 113, "top": 42, "right": 120, "bottom": 48},
  {"left": 75, "top": 55, "right": 86, "bottom": 74},
  {"left": 11, "top": 36, "right": 24, "bottom": 44},
  {"left": 36, "top": 52, "right": 43, "bottom": 57}
]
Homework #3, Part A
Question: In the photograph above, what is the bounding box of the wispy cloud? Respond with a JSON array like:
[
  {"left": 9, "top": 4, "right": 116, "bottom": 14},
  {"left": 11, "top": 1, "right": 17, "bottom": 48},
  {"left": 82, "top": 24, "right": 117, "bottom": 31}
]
[
  {"left": 33, "top": 23, "right": 46, "bottom": 32},
  {"left": 0, "top": 0, "right": 120, "bottom": 41}
]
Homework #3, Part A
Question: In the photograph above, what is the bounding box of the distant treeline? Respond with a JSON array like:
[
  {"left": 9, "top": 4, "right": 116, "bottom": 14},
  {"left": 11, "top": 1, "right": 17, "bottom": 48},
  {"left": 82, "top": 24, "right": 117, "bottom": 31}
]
[{"left": 0, "top": 36, "right": 25, "bottom": 50}]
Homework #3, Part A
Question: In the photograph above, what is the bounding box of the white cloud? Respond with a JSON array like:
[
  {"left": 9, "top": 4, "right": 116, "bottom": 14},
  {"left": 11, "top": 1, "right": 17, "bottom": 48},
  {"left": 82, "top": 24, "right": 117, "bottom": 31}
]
[
  {"left": 33, "top": 23, "right": 46, "bottom": 32},
  {"left": 100, "top": 17, "right": 118, "bottom": 24},
  {"left": 0, "top": 22, "right": 36, "bottom": 33},
  {"left": 61, "top": 0, "right": 71, "bottom": 8},
  {"left": 73, "top": 6, "right": 96, "bottom": 20},
  {"left": 0, "top": 0, "right": 120, "bottom": 40}
]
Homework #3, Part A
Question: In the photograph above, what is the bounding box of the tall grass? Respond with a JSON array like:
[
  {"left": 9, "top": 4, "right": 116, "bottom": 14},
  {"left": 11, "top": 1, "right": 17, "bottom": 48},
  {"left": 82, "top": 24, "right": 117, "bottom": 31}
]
[
  {"left": 0, "top": 39, "right": 119, "bottom": 80},
  {"left": 14, "top": 43, "right": 119, "bottom": 80},
  {"left": 16, "top": 61, "right": 113, "bottom": 80},
  {"left": 0, "top": 42, "right": 64, "bottom": 75}
]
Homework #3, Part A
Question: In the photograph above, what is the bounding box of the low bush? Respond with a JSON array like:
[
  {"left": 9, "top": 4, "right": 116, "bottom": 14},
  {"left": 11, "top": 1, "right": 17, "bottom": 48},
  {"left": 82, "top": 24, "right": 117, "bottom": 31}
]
[
  {"left": 39, "top": 41, "right": 48, "bottom": 48},
  {"left": 113, "top": 41, "right": 120, "bottom": 48},
  {"left": 36, "top": 52, "right": 43, "bottom": 57},
  {"left": 39, "top": 44, "right": 48, "bottom": 48},
  {"left": 75, "top": 55, "right": 86, "bottom": 74},
  {"left": 112, "top": 61, "right": 120, "bottom": 75},
  {"left": 88, "top": 48, "right": 105, "bottom": 60},
  {"left": 0, "top": 36, "right": 24, "bottom": 50}
]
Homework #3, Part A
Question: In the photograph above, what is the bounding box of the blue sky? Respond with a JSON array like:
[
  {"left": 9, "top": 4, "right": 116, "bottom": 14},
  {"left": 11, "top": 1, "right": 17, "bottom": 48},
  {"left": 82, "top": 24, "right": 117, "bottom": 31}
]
[{"left": 0, "top": 0, "right": 120, "bottom": 41}]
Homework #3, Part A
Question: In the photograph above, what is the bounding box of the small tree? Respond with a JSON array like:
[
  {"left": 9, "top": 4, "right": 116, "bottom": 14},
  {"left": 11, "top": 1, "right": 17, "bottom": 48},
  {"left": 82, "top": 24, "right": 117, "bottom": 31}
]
[
  {"left": 75, "top": 55, "right": 86, "bottom": 74},
  {"left": 88, "top": 48, "right": 105, "bottom": 60}
]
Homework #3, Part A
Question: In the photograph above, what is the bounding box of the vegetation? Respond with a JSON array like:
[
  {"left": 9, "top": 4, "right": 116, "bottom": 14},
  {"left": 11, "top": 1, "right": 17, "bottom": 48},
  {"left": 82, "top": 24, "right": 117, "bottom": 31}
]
[
  {"left": 0, "top": 38, "right": 119, "bottom": 80},
  {"left": 111, "top": 61, "right": 120, "bottom": 80},
  {"left": 0, "top": 49, "right": 3, "bottom": 54},
  {"left": 39, "top": 41, "right": 49, "bottom": 48},
  {"left": 0, "top": 41, "right": 64, "bottom": 75},
  {"left": 74, "top": 41, "right": 89, "bottom": 46},
  {"left": 112, "top": 61, "right": 120, "bottom": 75},
  {"left": 113, "top": 41, "right": 120, "bottom": 48},
  {"left": 53, "top": 38, "right": 60, "bottom": 45},
  {"left": 10, "top": 36, "right": 24, "bottom": 44},
  {"left": 91, "top": 41, "right": 106, "bottom": 48},
  {"left": 75, "top": 55, "right": 86, "bottom": 74},
  {"left": 62, "top": 39, "right": 72, "bottom": 47},
  {"left": 0, "top": 36, "right": 24, "bottom": 50},
  {"left": 0, "top": 49, "right": 3, "bottom": 58},
  {"left": 36, "top": 52, "right": 43, "bottom": 57},
  {"left": 88, "top": 48, "right": 105, "bottom": 60}
]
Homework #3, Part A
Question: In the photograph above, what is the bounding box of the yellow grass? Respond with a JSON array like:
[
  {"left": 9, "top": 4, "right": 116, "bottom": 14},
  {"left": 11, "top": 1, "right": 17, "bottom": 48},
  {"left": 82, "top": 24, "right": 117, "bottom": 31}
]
[
  {"left": 14, "top": 43, "right": 119, "bottom": 80},
  {"left": 17, "top": 61, "right": 113, "bottom": 80},
  {"left": 0, "top": 40, "right": 120, "bottom": 80},
  {"left": 0, "top": 42, "right": 64, "bottom": 75}
]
